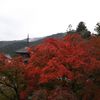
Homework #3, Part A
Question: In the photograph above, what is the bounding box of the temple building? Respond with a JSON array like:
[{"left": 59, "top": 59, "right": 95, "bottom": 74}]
[{"left": 16, "top": 34, "right": 30, "bottom": 63}]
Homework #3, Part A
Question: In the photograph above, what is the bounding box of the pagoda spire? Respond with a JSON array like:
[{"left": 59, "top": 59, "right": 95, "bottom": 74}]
[{"left": 27, "top": 34, "right": 29, "bottom": 47}]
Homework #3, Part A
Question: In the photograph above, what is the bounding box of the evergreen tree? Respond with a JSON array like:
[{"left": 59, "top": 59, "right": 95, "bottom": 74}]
[
  {"left": 76, "top": 21, "right": 88, "bottom": 32},
  {"left": 76, "top": 21, "right": 91, "bottom": 38},
  {"left": 94, "top": 22, "right": 100, "bottom": 36}
]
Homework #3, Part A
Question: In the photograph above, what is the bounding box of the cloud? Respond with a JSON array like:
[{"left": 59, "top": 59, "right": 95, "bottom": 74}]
[
  {"left": 0, "top": 16, "right": 24, "bottom": 40},
  {"left": 0, "top": 0, "right": 100, "bottom": 40}
]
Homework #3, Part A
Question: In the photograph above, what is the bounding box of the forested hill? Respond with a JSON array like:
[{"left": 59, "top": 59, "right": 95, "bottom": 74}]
[{"left": 0, "top": 33, "right": 66, "bottom": 56}]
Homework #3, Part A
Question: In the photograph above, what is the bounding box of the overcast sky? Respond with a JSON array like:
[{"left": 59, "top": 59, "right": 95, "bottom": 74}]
[{"left": 0, "top": 0, "right": 100, "bottom": 40}]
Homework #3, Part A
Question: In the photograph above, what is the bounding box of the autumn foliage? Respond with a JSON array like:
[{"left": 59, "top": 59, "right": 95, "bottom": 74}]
[{"left": 0, "top": 33, "right": 100, "bottom": 100}]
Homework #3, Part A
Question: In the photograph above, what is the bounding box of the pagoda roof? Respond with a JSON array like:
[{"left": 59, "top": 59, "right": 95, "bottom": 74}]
[{"left": 16, "top": 47, "right": 29, "bottom": 54}]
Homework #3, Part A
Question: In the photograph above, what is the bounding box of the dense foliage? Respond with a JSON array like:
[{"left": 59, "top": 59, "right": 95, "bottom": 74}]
[
  {"left": 94, "top": 22, "right": 100, "bottom": 36},
  {"left": 0, "top": 33, "right": 100, "bottom": 100}
]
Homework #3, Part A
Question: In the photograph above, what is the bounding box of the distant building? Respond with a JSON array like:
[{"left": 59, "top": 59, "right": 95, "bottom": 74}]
[{"left": 16, "top": 34, "right": 30, "bottom": 63}]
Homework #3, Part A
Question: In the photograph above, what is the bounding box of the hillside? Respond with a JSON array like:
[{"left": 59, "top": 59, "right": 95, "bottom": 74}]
[{"left": 0, "top": 33, "right": 66, "bottom": 56}]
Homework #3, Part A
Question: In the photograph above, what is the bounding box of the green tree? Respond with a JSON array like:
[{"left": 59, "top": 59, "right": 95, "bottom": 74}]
[
  {"left": 76, "top": 21, "right": 91, "bottom": 38},
  {"left": 76, "top": 21, "right": 88, "bottom": 33},
  {"left": 94, "top": 22, "right": 100, "bottom": 36},
  {"left": 66, "top": 24, "right": 76, "bottom": 34}
]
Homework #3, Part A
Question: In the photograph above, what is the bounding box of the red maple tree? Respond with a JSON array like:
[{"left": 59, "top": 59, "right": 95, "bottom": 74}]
[{"left": 0, "top": 33, "right": 100, "bottom": 100}]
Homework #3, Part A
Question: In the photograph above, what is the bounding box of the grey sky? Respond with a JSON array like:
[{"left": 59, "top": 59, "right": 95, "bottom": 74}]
[{"left": 0, "top": 0, "right": 100, "bottom": 40}]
